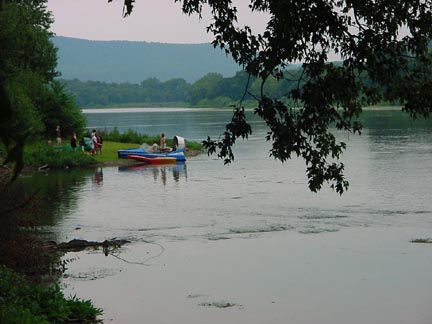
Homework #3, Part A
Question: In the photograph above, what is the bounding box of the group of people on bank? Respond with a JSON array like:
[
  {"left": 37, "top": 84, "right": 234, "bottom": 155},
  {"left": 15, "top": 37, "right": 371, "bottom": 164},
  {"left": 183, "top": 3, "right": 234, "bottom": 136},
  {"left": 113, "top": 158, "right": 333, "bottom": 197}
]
[
  {"left": 56, "top": 126, "right": 172, "bottom": 155},
  {"left": 89, "top": 129, "right": 103, "bottom": 154},
  {"left": 55, "top": 125, "right": 103, "bottom": 154}
]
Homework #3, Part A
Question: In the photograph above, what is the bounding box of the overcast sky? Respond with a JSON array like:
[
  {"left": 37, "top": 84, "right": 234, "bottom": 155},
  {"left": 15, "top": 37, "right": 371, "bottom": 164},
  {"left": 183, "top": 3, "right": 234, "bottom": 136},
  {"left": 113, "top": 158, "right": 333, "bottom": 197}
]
[{"left": 46, "top": 0, "right": 269, "bottom": 44}]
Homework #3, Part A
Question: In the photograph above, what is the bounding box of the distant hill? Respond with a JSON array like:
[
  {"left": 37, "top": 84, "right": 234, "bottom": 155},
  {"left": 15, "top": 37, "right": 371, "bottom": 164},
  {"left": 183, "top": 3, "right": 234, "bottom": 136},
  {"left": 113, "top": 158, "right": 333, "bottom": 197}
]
[{"left": 52, "top": 36, "right": 241, "bottom": 83}]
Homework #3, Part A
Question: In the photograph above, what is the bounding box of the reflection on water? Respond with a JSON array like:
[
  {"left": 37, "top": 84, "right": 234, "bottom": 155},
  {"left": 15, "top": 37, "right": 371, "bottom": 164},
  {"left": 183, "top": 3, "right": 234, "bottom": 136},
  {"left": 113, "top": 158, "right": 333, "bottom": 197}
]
[
  {"left": 15, "top": 169, "right": 94, "bottom": 228},
  {"left": 19, "top": 109, "right": 432, "bottom": 243},
  {"left": 19, "top": 109, "right": 432, "bottom": 324},
  {"left": 92, "top": 168, "right": 104, "bottom": 185},
  {"left": 118, "top": 162, "right": 187, "bottom": 185}
]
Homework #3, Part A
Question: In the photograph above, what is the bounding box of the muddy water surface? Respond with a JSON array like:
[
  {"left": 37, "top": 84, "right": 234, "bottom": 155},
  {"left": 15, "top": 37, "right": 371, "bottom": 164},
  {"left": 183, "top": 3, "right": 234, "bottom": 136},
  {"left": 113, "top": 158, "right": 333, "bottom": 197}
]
[{"left": 31, "top": 109, "right": 432, "bottom": 323}]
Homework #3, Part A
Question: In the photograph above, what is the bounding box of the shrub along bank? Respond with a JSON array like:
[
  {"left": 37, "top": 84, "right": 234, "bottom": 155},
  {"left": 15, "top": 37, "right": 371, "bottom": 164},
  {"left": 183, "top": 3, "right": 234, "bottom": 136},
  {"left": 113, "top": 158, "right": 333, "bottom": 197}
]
[
  {"left": 23, "top": 142, "right": 96, "bottom": 169},
  {"left": 0, "top": 266, "right": 102, "bottom": 324}
]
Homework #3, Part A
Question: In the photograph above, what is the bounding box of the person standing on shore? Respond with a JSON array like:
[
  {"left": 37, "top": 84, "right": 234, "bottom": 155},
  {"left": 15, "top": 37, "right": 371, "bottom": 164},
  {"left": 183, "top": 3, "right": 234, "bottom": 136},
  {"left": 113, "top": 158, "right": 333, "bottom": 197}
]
[
  {"left": 160, "top": 133, "right": 166, "bottom": 152},
  {"left": 70, "top": 132, "right": 77, "bottom": 151},
  {"left": 91, "top": 129, "right": 98, "bottom": 154},
  {"left": 55, "top": 125, "right": 61, "bottom": 145}
]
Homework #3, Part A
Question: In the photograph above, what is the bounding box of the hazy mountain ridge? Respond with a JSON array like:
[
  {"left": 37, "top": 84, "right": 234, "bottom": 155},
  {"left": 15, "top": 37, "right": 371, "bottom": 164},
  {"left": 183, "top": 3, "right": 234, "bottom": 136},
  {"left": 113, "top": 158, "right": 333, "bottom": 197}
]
[{"left": 53, "top": 36, "right": 241, "bottom": 83}]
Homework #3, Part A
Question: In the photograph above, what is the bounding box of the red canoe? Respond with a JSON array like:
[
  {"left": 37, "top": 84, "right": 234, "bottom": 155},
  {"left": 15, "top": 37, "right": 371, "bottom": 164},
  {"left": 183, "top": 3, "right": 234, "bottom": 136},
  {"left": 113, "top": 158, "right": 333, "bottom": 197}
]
[{"left": 128, "top": 155, "right": 177, "bottom": 164}]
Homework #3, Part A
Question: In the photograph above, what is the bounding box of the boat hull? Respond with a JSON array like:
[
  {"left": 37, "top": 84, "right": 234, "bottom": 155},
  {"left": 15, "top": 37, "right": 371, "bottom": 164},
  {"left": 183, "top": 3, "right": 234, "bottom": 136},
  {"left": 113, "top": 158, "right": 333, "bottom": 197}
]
[
  {"left": 117, "top": 148, "right": 186, "bottom": 161},
  {"left": 128, "top": 155, "right": 177, "bottom": 164}
]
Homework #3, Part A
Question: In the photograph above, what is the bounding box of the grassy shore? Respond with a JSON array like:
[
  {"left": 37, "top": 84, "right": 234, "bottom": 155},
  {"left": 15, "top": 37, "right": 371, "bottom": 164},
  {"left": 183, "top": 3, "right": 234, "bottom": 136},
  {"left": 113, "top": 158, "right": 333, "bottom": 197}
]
[
  {"left": 93, "top": 141, "right": 139, "bottom": 163},
  {"left": 20, "top": 139, "right": 202, "bottom": 170}
]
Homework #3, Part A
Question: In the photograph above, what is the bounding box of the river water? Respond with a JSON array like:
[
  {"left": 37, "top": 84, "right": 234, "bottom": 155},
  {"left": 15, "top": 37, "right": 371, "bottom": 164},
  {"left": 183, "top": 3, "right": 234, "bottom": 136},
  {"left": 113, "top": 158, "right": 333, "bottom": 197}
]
[{"left": 28, "top": 108, "right": 432, "bottom": 323}]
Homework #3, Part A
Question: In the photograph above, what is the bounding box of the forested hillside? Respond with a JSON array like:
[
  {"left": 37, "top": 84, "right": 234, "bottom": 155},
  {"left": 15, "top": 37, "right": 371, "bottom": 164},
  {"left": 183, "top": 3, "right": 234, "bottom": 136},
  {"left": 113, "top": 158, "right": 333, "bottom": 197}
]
[{"left": 53, "top": 36, "right": 241, "bottom": 83}]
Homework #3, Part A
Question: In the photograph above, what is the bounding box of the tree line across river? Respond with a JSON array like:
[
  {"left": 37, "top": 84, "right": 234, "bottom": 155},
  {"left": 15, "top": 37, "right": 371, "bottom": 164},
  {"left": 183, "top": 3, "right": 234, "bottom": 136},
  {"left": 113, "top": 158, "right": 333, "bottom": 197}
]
[
  {"left": 61, "top": 69, "right": 305, "bottom": 108},
  {"left": 62, "top": 67, "right": 398, "bottom": 109}
]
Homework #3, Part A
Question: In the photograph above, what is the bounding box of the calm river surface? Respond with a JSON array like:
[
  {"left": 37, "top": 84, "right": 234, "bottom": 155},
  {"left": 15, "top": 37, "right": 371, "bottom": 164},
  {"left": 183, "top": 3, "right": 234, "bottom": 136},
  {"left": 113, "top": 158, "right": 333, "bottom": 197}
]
[{"left": 29, "top": 108, "right": 432, "bottom": 323}]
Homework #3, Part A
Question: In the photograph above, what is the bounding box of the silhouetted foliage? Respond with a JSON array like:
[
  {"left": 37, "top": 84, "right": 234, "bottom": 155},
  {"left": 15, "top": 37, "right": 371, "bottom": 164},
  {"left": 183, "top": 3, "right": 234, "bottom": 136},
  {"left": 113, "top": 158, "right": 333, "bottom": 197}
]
[{"left": 113, "top": 0, "right": 432, "bottom": 194}]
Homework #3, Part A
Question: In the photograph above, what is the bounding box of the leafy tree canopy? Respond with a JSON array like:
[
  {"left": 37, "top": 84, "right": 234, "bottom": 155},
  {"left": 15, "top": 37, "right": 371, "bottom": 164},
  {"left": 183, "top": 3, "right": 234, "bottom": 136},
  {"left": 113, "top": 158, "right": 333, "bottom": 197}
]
[
  {"left": 0, "top": 0, "right": 86, "bottom": 179},
  {"left": 114, "top": 0, "right": 432, "bottom": 194}
]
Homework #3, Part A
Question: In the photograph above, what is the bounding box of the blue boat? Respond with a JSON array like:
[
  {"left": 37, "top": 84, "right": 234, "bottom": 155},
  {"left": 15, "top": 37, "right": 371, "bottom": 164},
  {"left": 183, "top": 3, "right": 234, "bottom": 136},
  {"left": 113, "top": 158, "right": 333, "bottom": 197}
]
[{"left": 117, "top": 147, "right": 186, "bottom": 161}]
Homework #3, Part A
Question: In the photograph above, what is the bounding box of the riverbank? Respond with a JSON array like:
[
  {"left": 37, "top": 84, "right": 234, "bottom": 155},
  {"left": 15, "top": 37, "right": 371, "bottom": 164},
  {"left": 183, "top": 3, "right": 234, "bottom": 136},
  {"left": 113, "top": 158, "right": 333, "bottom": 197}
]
[
  {"left": 12, "top": 139, "right": 202, "bottom": 173},
  {"left": 0, "top": 171, "right": 103, "bottom": 324}
]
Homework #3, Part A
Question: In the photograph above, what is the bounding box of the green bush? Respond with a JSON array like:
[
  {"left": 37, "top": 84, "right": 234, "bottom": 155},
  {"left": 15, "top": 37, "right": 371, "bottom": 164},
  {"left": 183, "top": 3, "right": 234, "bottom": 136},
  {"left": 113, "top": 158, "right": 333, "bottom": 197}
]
[
  {"left": 24, "top": 143, "right": 96, "bottom": 168},
  {"left": 187, "top": 141, "right": 202, "bottom": 150},
  {"left": 0, "top": 266, "right": 102, "bottom": 324},
  {"left": 98, "top": 128, "right": 158, "bottom": 145}
]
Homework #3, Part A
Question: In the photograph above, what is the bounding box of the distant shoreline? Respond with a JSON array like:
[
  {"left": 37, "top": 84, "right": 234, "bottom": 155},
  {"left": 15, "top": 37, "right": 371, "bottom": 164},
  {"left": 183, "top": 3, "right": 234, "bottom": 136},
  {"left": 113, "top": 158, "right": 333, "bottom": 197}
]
[
  {"left": 82, "top": 105, "right": 403, "bottom": 114},
  {"left": 82, "top": 107, "right": 221, "bottom": 114}
]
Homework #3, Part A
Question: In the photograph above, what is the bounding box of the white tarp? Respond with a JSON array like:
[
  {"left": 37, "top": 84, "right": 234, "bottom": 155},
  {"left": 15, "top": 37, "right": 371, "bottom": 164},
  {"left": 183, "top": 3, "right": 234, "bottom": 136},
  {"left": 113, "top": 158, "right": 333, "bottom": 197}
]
[{"left": 173, "top": 136, "right": 185, "bottom": 150}]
